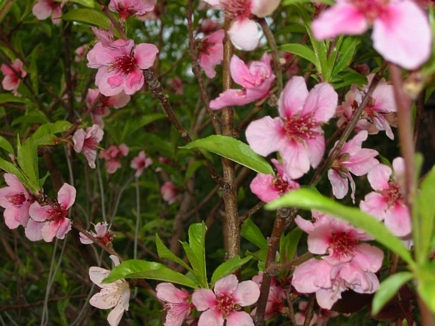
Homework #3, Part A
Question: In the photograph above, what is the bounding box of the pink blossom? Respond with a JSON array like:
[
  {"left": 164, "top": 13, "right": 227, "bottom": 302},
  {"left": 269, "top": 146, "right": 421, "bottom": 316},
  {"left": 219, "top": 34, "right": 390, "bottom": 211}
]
[
  {"left": 1, "top": 59, "right": 26, "bottom": 96},
  {"left": 32, "top": 0, "right": 65, "bottom": 24},
  {"left": 130, "top": 150, "right": 153, "bottom": 177},
  {"left": 26, "top": 183, "right": 76, "bottom": 242},
  {"left": 251, "top": 272, "right": 285, "bottom": 320},
  {"left": 311, "top": 0, "right": 432, "bottom": 70},
  {"left": 360, "top": 157, "right": 411, "bottom": 237},
  {"left": 156, "top": 283, "right": 193, "bottom": 326},
  {"left": 204, "top": 0, "right": 280, "bottom": 51},
  {"left": 192, "top": 274, "right": 260, "bottom": 326},
  {"left": 89, "top": 255, "right": 130, "bottom": 326},
  {"left": 327, "top": 131, "right": 379, "bottom": 202},
  {"left": 337, "top": 76, "right": 397, "bottom": 140},
  {"left": 246, "top": 76, "right": 338, "bottom": 179},
  {"left": 73, "top": 125, "right": 104, "bottom": 169},
  {"left": 86, "top": 88, "right": 130, "bottom": 128},
  {"left": 79, "top": 222, "right": 114, "bottom": 245},
  {"left": 210, "top": 53, "right": 275, "bottom": 110},
  {"left": 0, "top": 173, "right": 34, "bottom": 229},
  {"left": 198, "top": 29, "right": 224, "bottom": 78},
  {"left": 109, "top": 0, "right": 156, "bottom": 19},
  {"left": 250, "top": 159, "right": 300, "bottom": 202},
  {"left": 100, "top": 144, "right": 129, "bottom": 174},
  {"left": 160, "top": 182, "right": 178, "bottom": 205},
  {"left": 75, "top": 44, "right": 89, "bottom": 62},
  {"left": 87, "top": 38, "right": 158, "bottom": 96}
]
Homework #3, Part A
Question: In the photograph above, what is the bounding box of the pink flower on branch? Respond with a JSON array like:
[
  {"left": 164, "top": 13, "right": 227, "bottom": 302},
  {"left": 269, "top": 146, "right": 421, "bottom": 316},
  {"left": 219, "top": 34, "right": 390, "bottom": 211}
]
[
  {"left": 360, "top": 157, "right": 411, "bottom": 237},
  {"left": 312, "top": 0, "right": 432, "bottom": 69},
  {"left": 87, "top": 38, "right": 158, "bottom": 96},
  {"left": 160, "top": 181, "right": 178, "bottom": 205},
  {"left": 250, "top": 159, "right": 300, "bottom": 202},
  {"left": 251, "top": 272, "right": 285, "bottom": 320},
  {"left": 328, "top": 130, "right": 379, "bottom": 202},
  {"left": 210, "top": 53, "right": 275, "bottom": 110},
  {"left": 26, "top": 183, "right": 76, "bottom": 242},
  {"left": 100, "top": 144, "right": 129, "bottom": 174},
  {"left": 32, "top": 0, "right": 65, "bottom": 24},
  {"left": 73, "top": 124, "right": 104, "bottom": 169},
  {"left": 156, "top": 283, "right": 193, "bottom": 326},
  {"left": 79, "top": 222, "right": 114, "bottom": 245},
  {"left": 130, "top": 150, "right": 153, "bottom": 177},
  {"left": 109, "top": 0, "right": 156, "bottom": 20},
  {"left": 204, "top": 0, "right": 280, "bottom": 51},
  {"left": 198, "top": 29, "right": 224, "bottom": 78},
  {"left": 246, "top": 76, "right": 338, "bottom": 179},
  {"left": 1, "top": 59, "right": 26, "bottom": 96},
  {"left": 89, "top": 255, "right": 130, "bottom": 326},
  {"left": 0, "top": 173, "right": 34, "bottom": 229},
  {"left": 192, "top": 274, "right": 260, "bottom": 326}
]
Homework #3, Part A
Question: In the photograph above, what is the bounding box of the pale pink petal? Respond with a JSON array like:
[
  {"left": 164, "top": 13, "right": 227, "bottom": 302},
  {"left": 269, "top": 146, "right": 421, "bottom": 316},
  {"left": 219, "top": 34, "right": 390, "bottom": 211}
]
[
  {"left": 278, "top": 76, "right": 309, "bottom": 119},
  {"left": 57, "top": 183, "right": 76, "bottom": 209},
  {"left": 55, "top": 218, "right": 72, "bottom": 239},
  {"left": 306, "top": 225, "right": 333, "bottom": 255},
  {"left": 3, "top": 208, "right": 21, "bottom": 229},
  {"left": 328, "top": 169, "right": 348, "bottom": 199},
  {"left": 367, "top": 164, "right": 391, "bottom": 191},
  {"left": 230, "top": 55, "right": 256, "bottom": 88},
  {"left": 90, "top": 290, "right": 117, "bottom": 309},
  {"left": 302, "top": 83, "right": 337, "bottom": 123},
  {"left": 156, "top": 283, "right": 188, "bottom": 303},
  {"left": 24, "top": 219, "right": 44, "bottom": 241},
  {"left": 281, "top": 140, "right": 311, "bottom": 179},
  {"left": 134, "top": 43, "right": 159, "bottom": 69},
  {"left": 246, "top": 116, "right": 284, "bottom": 156},
  {"left": 372, "top": 1, "right": 432, "bottom": 69},
  {"left": 385, "top": 203, "right": 411, "bottom": 237},
  {"left": 305, "top": 135, "right": 325, "bottom": 169},
  {"left": 392, "top": 157, "right": 405, "bottom": 176},
  {"left": 228, "top": 19, "right": 259, "bottom": 51},
  {"left": 192, "top": 289, "right": 216, "bottom": 311},
  {"left": 251, "top": 0, "right": 280, "bottom": 17},
  {"left": 294, "top": 215, "right": 315, "bottom": 234},
  {"left": 214, "top": 274, "right": 239, "bottom": 296},
  {"left": 124, "top": 70, "right": 144, "bottom": 94},
  {"left": 198, "top": 308, "right": 224, "bottom": 326},
  {"left": 233, "top": 280, "right": 260, "bottom": 306},
  {"left": 292, "top": 259, "right": 332, "bottom": 293},
  {"left": 316, "top": 288, "right": 341, "bottom": 310},
  {"left": 359, "top": 192, "right": 387, "bottom": 221},
  {"left": 96, "top": 69, "right": 124, "bottom": 97},
  {"left": 33, "top": 0, "right": 52, "bottom": 20},
  {"left": 209, "top": 89, "right": 259, "bottom": 109},
  {"left": 107, "top": 302, "right": 125, "bottom": 326},
  {"left": 352, "top": 243, "right": 384, "bottom": 272},
  {"left": 109, "top": 92, "right": 131, "bottom": 108},
  {"left": 312, "top": 3, "right": 368, "bottom": 40},
  {"left": 372, "top": 85, "right": 397, "bottom": 113},
  {"left": 73, "top": 129, "right": 85, "bottom": 153},
  {"left": 89, "top": 266, "right": 110, "bottom": 286},
  {"left": 29, "top": 202, "right": 51, "bottom": 222},
  {"left": 226, "top": 311, "right": 255, "bottom": 326},
  {"left": 41, "top": 221, "right": 59, "bottom": 242}
]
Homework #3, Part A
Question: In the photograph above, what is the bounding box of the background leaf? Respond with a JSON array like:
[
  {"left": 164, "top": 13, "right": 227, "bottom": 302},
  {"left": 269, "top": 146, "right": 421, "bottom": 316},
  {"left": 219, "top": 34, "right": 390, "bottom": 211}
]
[{"left": 211, "top": 256, "right": 252, "bottom": 285}]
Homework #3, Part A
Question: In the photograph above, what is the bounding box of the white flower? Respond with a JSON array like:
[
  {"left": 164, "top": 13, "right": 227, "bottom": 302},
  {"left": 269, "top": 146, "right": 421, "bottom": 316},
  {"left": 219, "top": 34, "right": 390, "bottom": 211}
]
[{"left": 89, "top": 255, "right": 130, "bottom": 326}]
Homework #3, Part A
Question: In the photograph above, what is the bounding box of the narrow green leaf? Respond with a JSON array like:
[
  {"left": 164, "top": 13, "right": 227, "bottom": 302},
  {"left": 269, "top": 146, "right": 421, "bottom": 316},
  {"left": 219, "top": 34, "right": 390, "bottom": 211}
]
[
  {"left": 266, "top": 188, "right": 415, "bottom": 266},
  {"left": 187, "top": 223, "right": 207, "bottom": 287},
  {"left": 181, "top": 135, "right": 274, "bottom": 175},
  {"left": 331, "top": 70, "right": 367, "bottom": 89},
  {"left": 31, "top": 121, "right": 72, "bottom": 146},
  {"left": 0, "top": 94, "right": 28, "bottom": 104},
  {"left": 17, "top": 137, "right": 40, "bottom": 193},
  {"left": 241, "top": 218, "right": 268, "bottom": 250},
  {"left": 0, "top": 157, "right": 34, "bottom": 191},
  {"left": 211, "top": 256, "right": 252, "bottom": 285},
  {"left": 372, "top": 272, "right": 413, "bottom": 315},
  {"left": 62, "top": 8, "right": 110, "bottom": 29},
  {"left": 59, "top": 0, "right": 98, "bottom": 8},
  {"left": 104, "top": 260, "right": 199, "bottom": 289},
  {"left": 280, "top": 227, "right": 303, "bottom": 263},
  {"left": 416, "top": 263, "right": 435, "bottom": 313},
  {"left": 280, "top": 43, "right": 318, "bottom": 66},
  {"left": 332, "top": 36, "right": 360, "bottom": 76},
  {"left": 0, "top": 135, "right": 14, "bottom": 154},
  {"left": 155, "top": 234, "right": 192, "bottom": 272}
]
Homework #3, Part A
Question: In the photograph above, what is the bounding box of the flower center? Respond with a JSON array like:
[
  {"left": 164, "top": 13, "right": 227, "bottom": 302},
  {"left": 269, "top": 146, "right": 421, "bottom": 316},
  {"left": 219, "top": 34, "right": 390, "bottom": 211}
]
[
  {"left": 7, "top": 193, "right": 26, "bottom": 207},
  {"left": 351, "top": 0, "right": 389, "bottom": 21},
  {"left": 283, "top": 114, "right": 322, "bottom": 142},
  {"left": 221, "top": 0, "right": 252, "bottom": 20},
  {"left": 111, "top": 54, "right": 137, "bottom": 75},
  {"left": 84, "top": 135, "right": 99, "bottom": 150},
  {"left": 114, "top": 3, "right": 137, "bottom": 19},
  {"left": 100, "top": 231, "right": 115, "bottom": 245},
  {"left": 48, "top": 204, "right": 68, "bottom": 223},
  {"left": 329, "top": 231, "right": 358, "bottom": 258},
  {"left": 272, "top": 177, "right": 293, "bottom": 195},
  {"left": 381, "top": 181, "right": 403, "bottom": 206},
  {"left": 216, "top": 293, "right": 238, "bottom": 318}
]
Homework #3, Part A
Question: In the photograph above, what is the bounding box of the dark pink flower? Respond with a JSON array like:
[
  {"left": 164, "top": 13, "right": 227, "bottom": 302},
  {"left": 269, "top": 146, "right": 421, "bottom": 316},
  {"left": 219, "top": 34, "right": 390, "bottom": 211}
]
[
  {"left": 250, "top": 159, "right": 300, "bottom": 202},
  {"left": 26, "top": 183, "right": 76, "bottom": 242},
  {"left": 360, "top": 157, "right": 411, "bottom": 237},
  {"left": 0, "top": 173, "right": 34, "bottom": 229},
  {"left": 160, "top": 182, "right": 177, "bottom": 205},
  {"left": 87, "top": 39, "right": 158, "bottom": 96},
  {"left": 198, "top": 29, "right": 224, "bottom": 78},
  {"left": 312, "top": 0, "right": 432, "bottom": 69},
  {"left": 156, "top": 283, "right": 193, "bottom": 326},
  {"left": 246, "top": 76, "right": 337, "bottom": 179},
  {"left": 109, "top": 0, "right": 156, "bottom": 19},
  {"left": 32, "top": 0, "right": 65, "bottom": 24},
  {"left": 210, "top": 53, "right": 275, "bottom": 109},
  {"left": 130, "top": 150, "right": 153, "bottom": 177},
  {"left": 99, "top": 144, "right": 129, "bottom": 174},
  {"left": 1, "top": 59, "right": 26, "bottom": 96},
  {"left": 192, "top": 274, "right": 260, "bottom": 326},
  {"left": 204, "top": 0, "right": 280, "bottom": 50},
  {"left": 327, "top": 131, "right": 379, "bottom": 202},
  {"left": 73, "top": 125, "right": 104, "bottom": 169},
  {"left": 80, "top": 222, "right": 114, "bottom": 245}
]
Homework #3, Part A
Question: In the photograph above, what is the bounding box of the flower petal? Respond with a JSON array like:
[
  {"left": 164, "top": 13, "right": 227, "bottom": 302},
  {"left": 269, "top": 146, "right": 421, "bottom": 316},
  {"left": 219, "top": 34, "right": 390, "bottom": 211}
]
[
  {"left": 228, "top": 19, "right": 259, "bottom": 51},
  {"left": 246, "top": 116, "right": 284, "bottom": 157}
]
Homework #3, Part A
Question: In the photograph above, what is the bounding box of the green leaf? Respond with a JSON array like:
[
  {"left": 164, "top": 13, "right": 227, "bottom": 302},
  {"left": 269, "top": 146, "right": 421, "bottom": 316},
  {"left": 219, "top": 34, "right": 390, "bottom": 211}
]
[
  {"left": 186, "top": 223, "right": 207, "bottom": 288},
  {"left": 120, "top": 113, "right": 166, "bottom": 142},
  {"left": 31, "top": 121, "right": 72, "bottom": 146},
  {"left": 180, "top": 135, "right": 274, "bottom": 175},
  {"left": 266, "top": 188, "right": 415, "bottom": 266},
  {"left": 280, "top": 227, "right": 303, "bottom": 263},
  {"left": 59, "top": 0, "right": 98, "bottom": 8},
  {"left": 155, "top": 234, "right": 192, "bottom": 272},
  {"left": 0, "top": 135, "right": 14, "bottom": 154},
  {"left": 211, "top": 256, "right": 252, "bottom": 285},
  {"left": 16, "top": 137, "right": 40, "bottom": 193},
  {"left": 0, "top": 93, "right": 28, "bottom": 104},
  {"left": 62, "top": 8, "right": 110, "bottom": 29},
  {"left": 280, "top": 43, "right": 317, "bottom": 66},
  {"left": 241, "top": 218, "right": 268, "bottom": 250},
  {"left": 372, "top": 272, "right": 413, "bottom": 315},
  {"left": 104, "top": 260, "right": 199, "bottom": 289},
  {"left": 416, "top": 165, "right": 435, "bottom": 264},
  {"left": 0, "top": 157, "right": 32, "bottom": 190},
  {"left": 331, "top": 36, "right": 360, "bottom": 77},
  {"left": 415, "top": 262, "right": 435, "bottom": 313},
  {"left": 331, "top": 70, "right": 367, "bottom": 89}
]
